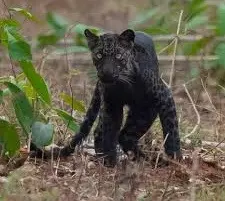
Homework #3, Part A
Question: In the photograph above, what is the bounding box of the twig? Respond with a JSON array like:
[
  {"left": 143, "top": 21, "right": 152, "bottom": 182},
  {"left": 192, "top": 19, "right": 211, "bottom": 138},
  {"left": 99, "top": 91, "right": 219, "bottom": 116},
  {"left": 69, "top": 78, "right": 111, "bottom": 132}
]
[
  {"left": 218, "top": 84, "right": 225, "bottom": 92},
  {"left": 190, "top": 148, "right": 200, "bottom": 201},
  {"left": 38, "top": 49, "right": 49, "bottom": 75},
  {"left": 63, "top": 30, "right": 74, "bottom": 137},
  {"left": 201, "top": 137, "right": 225, "bottom": 157},
  {"left": 27, "top": 132, "right": 31, "bottom": 153},
  {"left": 160, "top": 73, "right": 169, "bottom": 87},
  {"left": 160, "top": 169, "right": 175, "bottom": 201},
  {"left": 169, "top": 10, "right": 183, "bottom": 87},
  {"left": 9, "top": 57, "right": 17, "bottom": 79},
  {"left": 158, "top": 38, "right": 176, "bottom": 55},
  {"left": 54, "top": 157, "right": 61, "bottom": 176},
  {"left": 1, "top": 0, "right": 12, "bottom": 18},
  {"left": 154, "top": 133, "right": 169, "bottom": 169},
  {"left": 200, "top": 78, "right": 217, "bottom": 111},
  {"left": 183, "top": 84, "right": 200, "bottom": 139}
]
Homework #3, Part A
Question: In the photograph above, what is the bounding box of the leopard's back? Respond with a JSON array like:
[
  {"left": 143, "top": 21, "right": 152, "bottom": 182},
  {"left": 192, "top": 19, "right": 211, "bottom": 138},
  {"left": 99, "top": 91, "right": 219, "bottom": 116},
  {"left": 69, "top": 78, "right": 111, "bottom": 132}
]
[{"left": 134, "top": 31, "right": 158, "bottom": 70}]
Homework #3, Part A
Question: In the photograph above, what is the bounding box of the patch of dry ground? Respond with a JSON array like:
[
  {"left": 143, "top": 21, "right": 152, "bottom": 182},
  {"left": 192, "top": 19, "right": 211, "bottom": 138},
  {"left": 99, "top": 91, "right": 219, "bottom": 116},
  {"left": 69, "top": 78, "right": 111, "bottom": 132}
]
[{"left": 0, "top": 150, "right": 225, "bottom": 201}]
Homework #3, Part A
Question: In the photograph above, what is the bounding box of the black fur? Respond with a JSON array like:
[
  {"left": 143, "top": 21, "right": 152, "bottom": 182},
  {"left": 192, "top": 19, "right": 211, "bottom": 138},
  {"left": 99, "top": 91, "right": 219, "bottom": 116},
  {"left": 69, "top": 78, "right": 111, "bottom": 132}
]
[{"left": 31, "top": 29, "right": 181, "bottom": 167}]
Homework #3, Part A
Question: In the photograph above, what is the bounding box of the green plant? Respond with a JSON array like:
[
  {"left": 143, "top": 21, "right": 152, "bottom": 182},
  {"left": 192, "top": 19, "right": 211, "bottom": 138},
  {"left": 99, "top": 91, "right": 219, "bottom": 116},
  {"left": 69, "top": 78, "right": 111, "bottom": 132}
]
[
  {"left": 36, "top": 13, "right": 102, "bottom": 52},
  {"left": 130, "top": 0, "right": 225, "bottom": 84},
  {"left": 0, "top": 7, "right": 85, "bottom": 157}
]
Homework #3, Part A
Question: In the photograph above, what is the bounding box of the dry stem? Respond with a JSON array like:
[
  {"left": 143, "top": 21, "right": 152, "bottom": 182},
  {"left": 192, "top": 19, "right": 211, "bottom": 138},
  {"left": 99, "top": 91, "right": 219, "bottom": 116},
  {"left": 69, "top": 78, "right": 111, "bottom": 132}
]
[
  {"left": 169, "top": 10, "right": 183, "bottom": 87},
  {"left": 154, "top": 133, "right": 169, "bottom": 169},
  {"left": 183, "top": 84, "right": 200, "bottom": 139}
]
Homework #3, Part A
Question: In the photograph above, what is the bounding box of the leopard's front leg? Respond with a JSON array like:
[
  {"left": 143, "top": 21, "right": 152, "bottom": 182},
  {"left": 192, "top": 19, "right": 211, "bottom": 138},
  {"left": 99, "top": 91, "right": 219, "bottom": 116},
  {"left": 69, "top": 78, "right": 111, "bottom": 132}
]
[{"left": 100, "top": 102, "right": 123, "bottom": 167}]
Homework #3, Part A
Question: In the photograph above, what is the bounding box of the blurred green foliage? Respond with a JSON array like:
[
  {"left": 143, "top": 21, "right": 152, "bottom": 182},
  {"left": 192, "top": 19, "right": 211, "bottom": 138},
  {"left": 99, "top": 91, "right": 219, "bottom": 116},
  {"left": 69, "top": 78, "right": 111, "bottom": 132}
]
[
  {"left": 0, "top": 8, "right": 85, "bottom": 157},
  {"left": 36, "top": 0, "right": 225, "bottom": 84}
]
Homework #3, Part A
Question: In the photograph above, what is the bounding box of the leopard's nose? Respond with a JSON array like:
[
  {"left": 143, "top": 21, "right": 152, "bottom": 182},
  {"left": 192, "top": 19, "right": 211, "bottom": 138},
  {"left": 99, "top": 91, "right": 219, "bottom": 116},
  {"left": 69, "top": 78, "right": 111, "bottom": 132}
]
[{"left": 98, "top": 73, "right": 118, "bottom": 83}]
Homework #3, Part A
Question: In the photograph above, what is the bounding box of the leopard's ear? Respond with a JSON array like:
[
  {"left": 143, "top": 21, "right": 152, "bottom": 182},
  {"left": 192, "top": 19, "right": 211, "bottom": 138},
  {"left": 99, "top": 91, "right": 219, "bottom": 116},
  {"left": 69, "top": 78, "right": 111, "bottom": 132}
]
[
  {"left": 119, "top": 29, "right": 135, "bottom": 42},
  {"left": 84, "top": 29, "right": 99, "bottom": 50}
]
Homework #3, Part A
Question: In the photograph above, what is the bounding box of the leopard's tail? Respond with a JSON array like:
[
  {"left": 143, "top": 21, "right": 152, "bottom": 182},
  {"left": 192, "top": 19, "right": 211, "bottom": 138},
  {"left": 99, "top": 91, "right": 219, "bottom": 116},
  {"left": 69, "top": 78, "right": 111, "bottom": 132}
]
[{"left": 30, "top": 82, "right": 101, "bottom": 158}]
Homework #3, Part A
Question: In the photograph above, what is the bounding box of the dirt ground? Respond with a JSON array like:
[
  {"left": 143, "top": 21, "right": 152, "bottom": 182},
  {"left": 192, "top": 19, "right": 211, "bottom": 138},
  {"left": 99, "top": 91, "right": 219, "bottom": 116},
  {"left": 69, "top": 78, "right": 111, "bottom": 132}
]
[{"left": 0, "top": 0, "right": 225, "bottom": 200}]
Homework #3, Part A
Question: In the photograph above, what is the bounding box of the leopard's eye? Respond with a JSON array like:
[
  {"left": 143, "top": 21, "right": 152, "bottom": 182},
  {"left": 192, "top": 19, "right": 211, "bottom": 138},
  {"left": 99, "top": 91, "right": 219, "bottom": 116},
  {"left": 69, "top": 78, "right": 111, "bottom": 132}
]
[
  {"left": 115, "top": 53, "right": 122, "bottom": 60},
  {"left": 96, "top": 53, "right": 102, "bottom": 59}
]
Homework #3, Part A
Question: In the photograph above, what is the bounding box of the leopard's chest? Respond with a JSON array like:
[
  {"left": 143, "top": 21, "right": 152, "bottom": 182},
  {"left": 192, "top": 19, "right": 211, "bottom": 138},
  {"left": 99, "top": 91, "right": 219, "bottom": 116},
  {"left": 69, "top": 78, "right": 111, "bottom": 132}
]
[{"left": 102, "top": 81, "right": 150, "bottom": 106}]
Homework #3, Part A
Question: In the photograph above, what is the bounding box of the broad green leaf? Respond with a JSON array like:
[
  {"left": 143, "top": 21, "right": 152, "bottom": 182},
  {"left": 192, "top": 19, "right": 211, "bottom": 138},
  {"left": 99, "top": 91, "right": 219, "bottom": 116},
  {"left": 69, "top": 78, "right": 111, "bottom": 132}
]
[
  {"left": 3, "top": 25, "right": 23, "bottom": 41},
  {"left": 4, "top": 82, "right": 34, "bottom": 135},
  {"left": 186, "top": 0, "right": 207, "bottom": 21},
  {"left": 186, "top": 15, "right": 208, "bottom": 30},
  {"left": 9, "top": 8, "right": 38, "bottom": 21},
  {"left": 215, "top": 43, "right": 225, "bottom": 68},
  {"left": 55, "top": 108, "right": 79, "bottom": 132},
  {"left": 184, "top": 36, "right": 213, "bottom": 55},
  {"left": 37, "top": 34, "right": 59, "bottom": 48},
  {"left": 31, "top": 121, "right": 54, "bottom": 148},
  {"left": 23, "top": 82, "right": 36, "bottom": 101},
  {"left": 0, "top": 119, "right": 20, "bottom": 157},
  {"left": 129, "top": 8, "right": 159, "bottom": 28},
  {"left": 46, "top": 12, "right": 69, "bottom": 37},
  {"left": 0, "top": 19, "right": 20, "bottom": 27},
  {"left": 217, "top": 3, "right": 225, "bottom": 36},
  {"left": 60, "top": 93, "right": 85, "bottom": 113},
  {"left": 19, "top": 61, "right": 51, "bottom": 105},
  {"left": 4, "top": 27, "right": 32, "bottom": 61},
  {"left": 53, "top": 45, "right": 89, "bottom": 55}
]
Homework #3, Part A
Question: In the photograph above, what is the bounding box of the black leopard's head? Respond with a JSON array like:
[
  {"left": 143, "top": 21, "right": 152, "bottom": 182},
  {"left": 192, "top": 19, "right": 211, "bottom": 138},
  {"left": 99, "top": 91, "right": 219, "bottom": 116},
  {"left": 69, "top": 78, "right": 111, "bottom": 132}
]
[{"left": 84, "top": 29, "right": 137, "bottom": 84}]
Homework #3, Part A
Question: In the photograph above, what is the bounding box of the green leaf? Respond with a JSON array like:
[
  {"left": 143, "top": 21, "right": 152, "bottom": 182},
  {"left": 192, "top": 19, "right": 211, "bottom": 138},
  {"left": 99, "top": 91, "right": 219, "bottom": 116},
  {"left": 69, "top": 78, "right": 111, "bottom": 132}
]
[
  {"left": 186, "top": 15, "right": 208, "bottom": 30},
  {"left": 23, "top": 82, "right": 36, "bottom": 101},
  {"left": 9, "top": 8, "right": 38, "bottom": 21},
  {"left": 215, "top": 43, "right": 225, "bottom": 68},
  {"left": 60, "top": 93, "right": 85, "bottom": 113},
  {"left": 4, "top": 82, "right": 34, "bottom": 135},
  {"left": 143, "top": 26, "right": 170, "bottom": 35},
  {"left": 19, "top": 61, "right": 51, "bottom": 105},
  {"left": 186, "top": 0, "right": 207, "bottom": 21},
  {"left": 184, "top": 36, "right": 213, "bottom": 55},
  {"left": 4, "top": 27, "right": 32, "bottom": 61},
  {"left": 0, "top": 119, "right": 20, "bottom": 157},
  {"left": 217, "top": 3, "right": 225, "bottom": 36},
  {"left": 0, "top": 19, "right": 20, "bottom": 27},
  {"left": 37, "top": 34, "right": 59, "bottom": 48},
  {"left": 55, "top": 108, "right": 79, "bottom": 132},
  {"left": 31, "top": 121, "right": 54, "bottom": 148},
  {"left": 53, "top": 45, "right": 89, "bottom": 55},
  {"left": 128, "top": 8, "right": 159, "bottom": 28},
  {"left": 46, "top": 12, "right": 69, "bottom": 37}
]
